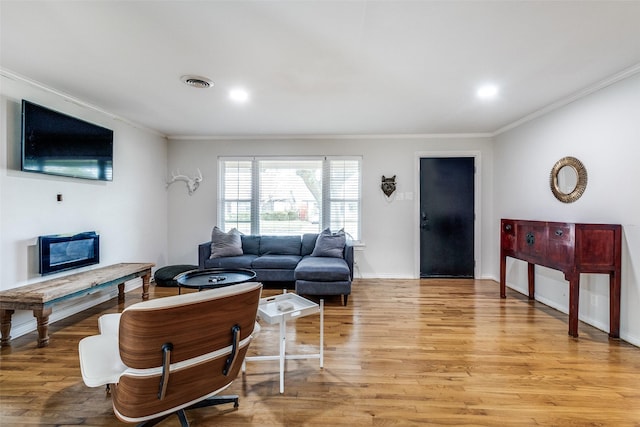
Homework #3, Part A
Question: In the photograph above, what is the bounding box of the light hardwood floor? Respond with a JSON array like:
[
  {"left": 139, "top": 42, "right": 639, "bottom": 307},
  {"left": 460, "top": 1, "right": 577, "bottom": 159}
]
[{"left": 1, "top": 279, "right": 640, "bottom": 426}]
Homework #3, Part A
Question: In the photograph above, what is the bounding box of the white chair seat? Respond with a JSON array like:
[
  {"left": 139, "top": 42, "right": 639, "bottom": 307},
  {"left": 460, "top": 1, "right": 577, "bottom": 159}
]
[{"left": 78, "top": 334, "right": 126, "bottom": 387}]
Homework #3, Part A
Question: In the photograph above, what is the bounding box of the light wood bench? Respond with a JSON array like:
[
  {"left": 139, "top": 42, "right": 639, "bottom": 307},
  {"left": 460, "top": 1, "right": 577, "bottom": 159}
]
[{"left": 0, "top": 262, "right": 154, "bottom": 347}]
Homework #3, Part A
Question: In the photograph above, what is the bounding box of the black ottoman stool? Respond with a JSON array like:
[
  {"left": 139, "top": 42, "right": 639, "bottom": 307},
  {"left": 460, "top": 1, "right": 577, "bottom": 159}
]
[{"left": 154, "top": 264, "right": 199, "bottom": 287}]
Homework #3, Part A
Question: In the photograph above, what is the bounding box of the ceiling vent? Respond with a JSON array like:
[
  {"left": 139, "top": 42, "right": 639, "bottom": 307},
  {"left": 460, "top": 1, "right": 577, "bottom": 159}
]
[{"left": 180, "top": 75, "right": 214, "bottom": 89}]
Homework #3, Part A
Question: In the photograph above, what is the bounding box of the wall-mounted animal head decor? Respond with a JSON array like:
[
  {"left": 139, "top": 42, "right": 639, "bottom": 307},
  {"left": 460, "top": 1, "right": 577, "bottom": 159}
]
[
  {"left": 381, "top": 175, "right": 396, "bottom": 197},
  {"left": 167, "top": 169, "right": 203, "bottom": 195}
]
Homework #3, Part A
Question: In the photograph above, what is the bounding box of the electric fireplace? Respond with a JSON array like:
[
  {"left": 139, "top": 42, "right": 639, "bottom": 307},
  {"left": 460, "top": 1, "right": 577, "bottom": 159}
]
[{"left": 38, "top": 231, "right": 100, "bottom": 275}]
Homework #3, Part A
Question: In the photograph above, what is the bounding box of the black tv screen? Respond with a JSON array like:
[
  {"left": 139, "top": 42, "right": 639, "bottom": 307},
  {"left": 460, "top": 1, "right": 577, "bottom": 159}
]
[{"left": 21, "top": 100, "right": 113, "bottom": 181}]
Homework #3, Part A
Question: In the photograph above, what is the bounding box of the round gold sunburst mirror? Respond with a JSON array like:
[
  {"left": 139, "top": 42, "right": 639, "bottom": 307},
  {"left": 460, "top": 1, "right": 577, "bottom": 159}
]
[{"left": 550, "top": 156, "right": 588, "bottom": 203}]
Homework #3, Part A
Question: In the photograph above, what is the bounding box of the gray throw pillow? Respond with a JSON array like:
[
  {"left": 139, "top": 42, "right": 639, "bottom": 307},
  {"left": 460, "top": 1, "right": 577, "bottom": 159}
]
[
  {"left": 209, "top": 227, "right": 243, "bottom": 258},
  {"left": 311, "top": 228, "right": 345, "bottom": 258}
]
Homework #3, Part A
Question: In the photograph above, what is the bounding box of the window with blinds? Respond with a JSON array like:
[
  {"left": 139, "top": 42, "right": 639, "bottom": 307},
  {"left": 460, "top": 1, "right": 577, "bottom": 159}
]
[{"left": 219, "top": 157, "right": 361, "bottom": 240}]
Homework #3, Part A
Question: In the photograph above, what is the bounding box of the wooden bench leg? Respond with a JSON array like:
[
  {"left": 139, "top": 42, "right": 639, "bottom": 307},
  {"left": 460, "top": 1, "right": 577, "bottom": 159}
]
[
  {"left": 118, "top": 269, "right": 151, "bottom": 302},
  {"left": 1, "top": 309, "right": 15, "bottom": 347},
  {"left": 141, "top": 271, "right": 151, "bottom": 301},
  {"left": 34, "top": 307, "right": 53, "bottom": 348},
  {"left": 118, "top": 283, "right": 125, "bottom": 303}
]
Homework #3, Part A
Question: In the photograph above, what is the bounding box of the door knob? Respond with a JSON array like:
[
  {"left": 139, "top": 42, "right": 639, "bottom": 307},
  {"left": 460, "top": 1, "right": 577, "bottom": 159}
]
[{"left": 421, "top": 212, "right": 430, "bottom": 230}]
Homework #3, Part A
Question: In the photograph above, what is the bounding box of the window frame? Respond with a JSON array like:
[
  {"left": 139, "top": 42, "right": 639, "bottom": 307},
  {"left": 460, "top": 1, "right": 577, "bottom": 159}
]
[{"left": 218, "top": 156, "right": 361, "bottom": 240}]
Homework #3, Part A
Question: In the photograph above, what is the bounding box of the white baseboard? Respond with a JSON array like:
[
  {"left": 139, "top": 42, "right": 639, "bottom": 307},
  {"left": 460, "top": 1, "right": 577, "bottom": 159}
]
[{"left": 505, "top": 283, "right": 638, "bottom": 347}]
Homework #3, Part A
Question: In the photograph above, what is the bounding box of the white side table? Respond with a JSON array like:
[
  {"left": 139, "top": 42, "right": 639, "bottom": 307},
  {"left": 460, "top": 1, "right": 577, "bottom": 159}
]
[{"left": 244, "top": 291, "right": 324, "bottom": 393}]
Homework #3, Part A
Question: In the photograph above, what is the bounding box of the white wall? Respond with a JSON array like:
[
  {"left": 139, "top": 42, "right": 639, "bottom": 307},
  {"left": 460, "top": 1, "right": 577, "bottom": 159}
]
[
  {"left": 494, "top": 72, "right": 640, "bottom": 345},
  {"left": 166, "top": 136, "right": 494, "bottom": 279},
  {"left": 0, "top": 74, "right": 169, "bottom": 339}
]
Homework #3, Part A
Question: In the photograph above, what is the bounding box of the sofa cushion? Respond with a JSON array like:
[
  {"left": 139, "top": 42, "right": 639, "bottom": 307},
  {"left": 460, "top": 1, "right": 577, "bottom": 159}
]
[
  {"left": 259, "top": 236, "right": 301, "bottom": 255},
  {"left": 205, "top": 254, "right": 257, "bottom": 269},
  {"left": 311, "top": 228, "right": 345, "bottom": 258},
  {"left": 210, "top": 227, "right": 243, "bottom": 258},
  {"left": 296, "top": 279, "right": 351, "bottom": 296},
  {"left": 241, "top": 235, "right": 260, "bottom": 255},
  {"left": 254, "top": 269, "right": 296, "bottom": 282},
  {"left": 295, "top": 256, "right": 350, "bottom": 281},
  {"left": 252, "top": 254, "right": 302, "bottom": 269},
  {"left": 301, "top": 233, "right": 318, "bottom": 256}
]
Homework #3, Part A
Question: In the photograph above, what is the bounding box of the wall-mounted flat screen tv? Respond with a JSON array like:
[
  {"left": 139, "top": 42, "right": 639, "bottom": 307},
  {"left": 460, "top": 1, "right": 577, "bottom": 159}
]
[{"left": 21, "top": 100, "right": 113, "bottom": 181}]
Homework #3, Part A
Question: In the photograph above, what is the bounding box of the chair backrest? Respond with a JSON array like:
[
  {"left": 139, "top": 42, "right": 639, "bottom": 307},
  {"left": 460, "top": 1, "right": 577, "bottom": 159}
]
[{"left": 110, "top": 282, "right": 262, "bottom": 423}]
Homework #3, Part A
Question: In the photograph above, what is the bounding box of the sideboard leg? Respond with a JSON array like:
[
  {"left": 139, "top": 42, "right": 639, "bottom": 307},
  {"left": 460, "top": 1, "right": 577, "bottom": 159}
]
[
  {"left": 34, "top": 307, "right": 53, "bottom": 347},
  {"left": 1, "top": 309, "right": 15, "bottom": 347},
  {"left": 567, "top": 273, "right": 580, "bottom": 338},
  {"left": 609, "top": 271, "right": 621, "bottom": 338},
  {"left": 500, "top": 254, "right": 507, "bottom": 298},
  {"left": 527, "top": 263, "right": 535, "bottom": 300}
]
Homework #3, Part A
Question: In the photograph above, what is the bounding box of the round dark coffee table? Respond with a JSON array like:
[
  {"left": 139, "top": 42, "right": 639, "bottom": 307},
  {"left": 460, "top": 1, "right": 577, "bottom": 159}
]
[{"left": 175, "top": 268, "right": 256, "bottom": 293}]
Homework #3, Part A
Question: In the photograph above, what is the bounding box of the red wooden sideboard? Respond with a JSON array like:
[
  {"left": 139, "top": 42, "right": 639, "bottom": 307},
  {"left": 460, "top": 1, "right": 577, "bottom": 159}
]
[{"left": 499, "top": 219, "right": 622, "bottom": 338}]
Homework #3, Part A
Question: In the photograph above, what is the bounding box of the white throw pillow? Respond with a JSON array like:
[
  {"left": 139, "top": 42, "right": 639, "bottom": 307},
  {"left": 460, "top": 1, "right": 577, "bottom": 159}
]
[{"left": 209, "top": 227, "right": 243, "bottom": 258}]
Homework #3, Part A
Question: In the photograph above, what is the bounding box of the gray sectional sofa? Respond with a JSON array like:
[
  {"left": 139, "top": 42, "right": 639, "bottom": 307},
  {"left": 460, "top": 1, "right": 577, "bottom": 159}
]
[{"left": 198, "top": 231, "right": 354, "bottom": 305}]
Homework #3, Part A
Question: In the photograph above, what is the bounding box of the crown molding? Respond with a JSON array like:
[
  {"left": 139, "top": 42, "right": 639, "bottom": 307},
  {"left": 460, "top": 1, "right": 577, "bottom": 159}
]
[
  {"left": 0, "top": 68, "right": 166, "bottom": 138},
  {"left": 167, "top": 132, "right": 494, "bottom": 141},
  {"left": 493, "top": 62, "right": 640, "bottom": 136},
  {"left": 5, "top": 61, "right": 640, "bottom": 141}
]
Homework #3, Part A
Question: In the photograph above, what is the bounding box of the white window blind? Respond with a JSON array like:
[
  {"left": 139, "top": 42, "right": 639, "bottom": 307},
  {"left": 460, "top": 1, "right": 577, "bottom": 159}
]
[
  {"left": 220, "top": 160, "right": 253, "bottom": 235},
  {"left": 328, "top": 158, "right": 361, "bottom": 238},
  {"left": 219, "top": 157, "right": 361, "bottom": 239}
]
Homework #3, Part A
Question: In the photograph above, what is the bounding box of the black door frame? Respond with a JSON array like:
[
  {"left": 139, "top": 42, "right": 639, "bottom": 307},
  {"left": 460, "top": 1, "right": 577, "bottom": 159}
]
[{"left": 413, "top": 151, "right": 482, "bottom": 279}]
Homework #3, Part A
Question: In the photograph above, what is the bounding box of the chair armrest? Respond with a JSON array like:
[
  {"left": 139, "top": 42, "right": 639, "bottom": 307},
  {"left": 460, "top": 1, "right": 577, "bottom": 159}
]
[
  {"left": 222, "top": 325, "right": 241, "bottom": 376},
  {"left": 198, "top": 242, "right": 212, "bottom": 269},
  {"left": 251, "top": 321, "right": 261, "bottom": 338},
  {"left": 98, "top": 313, "right": 121, "bottom": 335},
  {"left": 344, "top": 240, "right": 354, "bottom": 280}
]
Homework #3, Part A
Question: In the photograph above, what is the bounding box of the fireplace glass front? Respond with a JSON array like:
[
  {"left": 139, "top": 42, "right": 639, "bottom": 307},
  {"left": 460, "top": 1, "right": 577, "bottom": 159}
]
[{"left": 39, "top": 232, "right": 100, "bottom": 275}]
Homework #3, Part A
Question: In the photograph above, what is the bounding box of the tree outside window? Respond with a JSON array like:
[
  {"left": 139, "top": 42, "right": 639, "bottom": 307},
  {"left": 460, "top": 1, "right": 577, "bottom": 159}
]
[{"left": 220, "top": 157, "right": 360, "bottom": 240}]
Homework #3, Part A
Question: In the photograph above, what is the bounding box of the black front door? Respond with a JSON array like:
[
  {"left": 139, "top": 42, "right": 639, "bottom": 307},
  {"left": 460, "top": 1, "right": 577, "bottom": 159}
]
[{"left": 419, "top": 157, "right": 475, "bottom": 278}]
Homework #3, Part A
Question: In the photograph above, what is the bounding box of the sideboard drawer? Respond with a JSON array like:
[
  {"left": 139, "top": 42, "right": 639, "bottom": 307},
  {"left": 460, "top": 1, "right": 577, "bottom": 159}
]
[
  {"left": 547, "top": 224, "right": 575, "bottom": 267},
  {"left": 516, "top": 222, "right": 547, "bottom": 260},
  {"left": 501, "top": 219, "right": 516, "bottom": 252}
]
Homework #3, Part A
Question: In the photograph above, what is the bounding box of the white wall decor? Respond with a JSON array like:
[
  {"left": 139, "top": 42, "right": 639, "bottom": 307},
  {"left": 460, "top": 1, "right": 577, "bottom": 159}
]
[{"left": 167, "top": 169, "right": 203, "bottom": 195}]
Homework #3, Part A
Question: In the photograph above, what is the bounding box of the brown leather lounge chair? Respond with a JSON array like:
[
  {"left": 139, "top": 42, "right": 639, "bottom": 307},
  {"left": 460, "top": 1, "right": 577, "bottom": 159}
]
[{"left": 78, "top": 282, "right": 262, "bottom": 426}]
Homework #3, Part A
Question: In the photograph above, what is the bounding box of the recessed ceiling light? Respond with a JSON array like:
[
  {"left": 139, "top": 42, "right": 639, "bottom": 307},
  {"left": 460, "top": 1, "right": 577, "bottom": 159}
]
[
  {"left": 477, "top": 84, "right": 499, "bottom": 99},
  {"left": 229, "top": 88, "right": 249, "bottom": 103},
  {"left": 180, "top": 75, "right": 214, "bottom": 89}
]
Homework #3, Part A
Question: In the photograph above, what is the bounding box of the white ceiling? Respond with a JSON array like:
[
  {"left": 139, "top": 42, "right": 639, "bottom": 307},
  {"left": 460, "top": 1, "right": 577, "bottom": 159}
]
[{"left": 2, "top": 1, "right": 640, "bottom": 138}]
